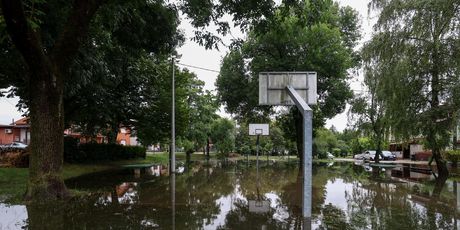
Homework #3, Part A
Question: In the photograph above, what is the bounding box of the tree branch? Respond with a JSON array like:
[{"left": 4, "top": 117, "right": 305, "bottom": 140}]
[
  {"left": 51, "top": 0, "right": 105, "bottom": 72},
  {"left": 1, "top": 0, "right": 49, "bottom": 73}
]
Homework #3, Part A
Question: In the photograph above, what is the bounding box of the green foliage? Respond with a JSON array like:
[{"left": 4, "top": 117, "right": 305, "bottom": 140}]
[
  {"left": 314, "top": 128, "right": 338, "bottom": 158},
  {"left": 182, "top": 79, "right": 219, "bottom": 153},
  {"left": 64, "top": 138, "right": 146, "bottom": 163},
  {"left": 442, "top": 150, "right": 460, "bottom": 165},
  {"left": 181, "top": 138, "right": 195, "bottom": 155},
  {"left": 210, "top": 118, "right": 236, "bottom": 156},
  {"left": 216, "top": 2, "right": 360, "bottom": 125},
  {"left": 351, "top": 137, "right": 372, "bottom": 155},
  {"left": 134, "top": 63, "right": 194, "bottom": 145}
]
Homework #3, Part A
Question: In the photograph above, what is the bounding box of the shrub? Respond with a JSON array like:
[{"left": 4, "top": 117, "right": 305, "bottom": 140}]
[
  {"left": 332, "top": 148, "right": 341, "bottom": 157},
  {"left": 64, "top": 138, "right": 146, "bottom": 163},
  {"left": 0, "top": 150, "right": 29, "bottom": 167},
  {"left": 442, "top": 149, "right": 460, "bottom": 167}
]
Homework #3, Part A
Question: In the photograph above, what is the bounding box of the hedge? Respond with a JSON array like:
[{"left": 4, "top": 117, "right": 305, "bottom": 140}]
[
  {"left": 442, "top": 149, "right": 460, "bottom": 167},
  {"left": 64, "top": 137, "right": 146, "bottom": 163}
]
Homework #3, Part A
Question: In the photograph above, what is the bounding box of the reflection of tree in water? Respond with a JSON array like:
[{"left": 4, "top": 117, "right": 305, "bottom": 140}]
[
  {"left": 23, "top": 162, "right": 459, "bottom": 229},
  {"left": 215, "top": 198, "right": 290, "bottom": 230},
  {"left": 26, "top": 162, "right": 237, "bottom": 229},
  {"left": 344, "top": 166, "right": 456, "bottom": 230},
  {"left": 318, "top": 203, "right": 353, "bottom": 230}
]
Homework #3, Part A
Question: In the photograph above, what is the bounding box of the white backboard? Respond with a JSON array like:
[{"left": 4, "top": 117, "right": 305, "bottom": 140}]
[
  {"left": 259, "top": 72, "right": 317, "bottom": 105},
  {"left": 249, "top": 124, "right": 269, "bottom": 136}
]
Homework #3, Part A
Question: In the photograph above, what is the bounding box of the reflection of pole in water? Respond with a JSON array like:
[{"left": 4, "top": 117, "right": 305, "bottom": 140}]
[
  {"left": 303, "top": 217, "right": 311, "bottom": 230},
  {"left": 456, "top": 181, "right": 460, "bottom": 213},
  {"left": 256, "top": 135, "right": 260, "bottom": 170},
  {"left": 170, "top": 173, "right": 176, "bottom": 230},
  {"left": 257, "top": 150, "right": 260, "bottom": 200}
]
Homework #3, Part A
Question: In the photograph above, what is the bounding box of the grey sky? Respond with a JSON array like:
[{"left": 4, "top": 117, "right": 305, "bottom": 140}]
[{"left": 0, "top": 0, "right": 375, "bottom": 130}]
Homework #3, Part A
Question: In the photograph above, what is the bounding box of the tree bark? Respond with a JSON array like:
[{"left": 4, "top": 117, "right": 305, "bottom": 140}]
[
  {"left": 430, "top": 40, "right": 449, "bottom": 179},
  {"left": 25, "top": 69, "right": 69, "bottom": 200},
  {"left": 206, "top": 136, "right": 210, "bottom": 159},
  {"left": 432, "top": 147, "right": 450, "bottom": 179}
]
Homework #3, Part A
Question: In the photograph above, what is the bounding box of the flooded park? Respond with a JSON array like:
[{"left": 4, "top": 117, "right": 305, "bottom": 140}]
[{"left": 1, "top": 160, "right": 459, "bottom": 230}]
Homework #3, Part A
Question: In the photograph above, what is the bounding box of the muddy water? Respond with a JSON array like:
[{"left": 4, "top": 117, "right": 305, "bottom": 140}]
[{"left": 1, "top": 161, "right": 459, "bottom": 229}]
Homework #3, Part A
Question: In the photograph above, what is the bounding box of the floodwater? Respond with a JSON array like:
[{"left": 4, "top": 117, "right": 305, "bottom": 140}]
[{"left": 1, "top": 160, "right": 459, "bottom": 230}]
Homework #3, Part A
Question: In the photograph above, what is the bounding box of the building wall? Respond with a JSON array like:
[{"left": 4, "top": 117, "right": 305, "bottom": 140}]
[
  {"left": 12, "top": 128, "right": 20, "bottom": 142},
  {"left": 116, "top": 128, "right": 131, "bottom": 146},
  {"left": 19, "top": 129, "right": 30, "bottom": 144},
  {"left": 410, "top": 144, "right": 424, "bottom": 156},
  {"left": 0, "top": 128, "right": 14, "bottom": 144}
]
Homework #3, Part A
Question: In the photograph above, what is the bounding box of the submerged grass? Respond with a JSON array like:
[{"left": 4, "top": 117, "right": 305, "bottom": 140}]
[{"left": 0, "top": 152, "right": 187, "bottom": 204}]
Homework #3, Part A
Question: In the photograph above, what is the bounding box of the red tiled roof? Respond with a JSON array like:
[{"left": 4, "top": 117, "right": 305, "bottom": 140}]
[{"left": 12, "top": 117, "right": 29, "bottom": 125}]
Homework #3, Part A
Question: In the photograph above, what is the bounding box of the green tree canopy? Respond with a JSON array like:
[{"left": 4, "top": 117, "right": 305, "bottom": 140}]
[{"left": 216, "top": 1, "right": 360, "bottom": 124}]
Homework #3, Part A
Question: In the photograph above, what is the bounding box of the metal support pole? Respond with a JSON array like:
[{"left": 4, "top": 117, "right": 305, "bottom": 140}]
[
  {"left": 286, "top": 86, "right": 313, "bottom": 219},
  {"left": 171, "top": 56, "right": 176, "bottom": 173},
  {"left": 303, "top": 109, "right": 313, "bottom": 219},
  {"left": 256, "top": 135, "right": 260, "bottom": 170}
]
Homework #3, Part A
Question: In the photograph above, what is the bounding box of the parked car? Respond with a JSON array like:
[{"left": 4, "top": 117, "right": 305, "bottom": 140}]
[
  {"left": 363, "top": 150, "right": 396, "bottom": 161},
  {"left": 353, "top": 153, "right": 364, "bottom": 160},
  {"left": 1, "top": 142, "right": 28, "bottom": 151},
  {"left": 381, "top": 151, "right": 396, "bottom": 160}
]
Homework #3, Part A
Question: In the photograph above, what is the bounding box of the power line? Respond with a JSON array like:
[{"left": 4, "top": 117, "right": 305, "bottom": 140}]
[{"left": 177, "top": 62, "right": 220, "bottom": 74}]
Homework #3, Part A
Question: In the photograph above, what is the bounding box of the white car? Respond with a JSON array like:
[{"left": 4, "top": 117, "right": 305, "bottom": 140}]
[
  {"left": 353, "top": 153, "right": 364, "bottom": 160},
  {"left": 363, "top": 150, "right": 396, "bottom": 161},
  {"left": 1, "top": 142, "right": 28, "bottom": 150}
]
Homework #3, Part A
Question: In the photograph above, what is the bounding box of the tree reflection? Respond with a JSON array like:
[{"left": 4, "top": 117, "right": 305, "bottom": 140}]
[
  {"left": 19, "top": 162, "right": 460, "bottom": 229},
  {"left": 344, "top": 164, "right": 456, "bottom": 230}
]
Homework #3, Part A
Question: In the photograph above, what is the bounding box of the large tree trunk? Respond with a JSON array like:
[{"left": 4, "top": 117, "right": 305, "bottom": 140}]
[
  {"left": 374, "top": 133, "right": 382, "bottom": 164},
  {"left": 430, "top": 44, "right": 449, "bottom": 179},
  {"left": 26, "top": 70, "right": 69, "bottom": 201},
  {"left": 432, "top": 147, "right": 449, "bottom": 179},
  {"left": 206, "top": 136, "right": 210, "bottom": 159}
]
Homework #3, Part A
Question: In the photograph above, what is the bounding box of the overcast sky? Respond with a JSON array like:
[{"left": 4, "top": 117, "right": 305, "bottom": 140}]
[{"left": 0, "top": 0, "right": 376, "bottom": 130}]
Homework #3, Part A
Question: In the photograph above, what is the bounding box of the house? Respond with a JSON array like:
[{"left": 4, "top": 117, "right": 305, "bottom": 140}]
[
  {"left": 0, "top": 117, "right": 141, "bottom": 146},
  {"left": 389, "top": 121, "right": 460, "bottom": 160},
  {"left": 0, "top": 117, "right": 30, "bottom": 145},
  {"left": 116, "top": 127, "right": 140, "bottom": 146},
  {"left": 64, "top": 125, "right": 141, "bottom": 146}
]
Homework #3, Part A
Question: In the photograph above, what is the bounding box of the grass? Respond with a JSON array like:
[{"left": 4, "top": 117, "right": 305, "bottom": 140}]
[
  {"left": 0, "top": 168, "right": 28, "bottom": 203},
  {"left": 0, "top": 153, "right": 179, "bottom": 204}
]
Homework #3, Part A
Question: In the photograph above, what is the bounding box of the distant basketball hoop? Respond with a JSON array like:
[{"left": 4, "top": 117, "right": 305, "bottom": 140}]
[{"left": 249, "top": 124, "right": 269, "bottom": 136}]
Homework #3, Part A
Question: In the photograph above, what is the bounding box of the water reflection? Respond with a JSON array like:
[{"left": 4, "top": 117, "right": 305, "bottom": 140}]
[{"left": 0, "top": 161, "right": 459, "bottom": 229}]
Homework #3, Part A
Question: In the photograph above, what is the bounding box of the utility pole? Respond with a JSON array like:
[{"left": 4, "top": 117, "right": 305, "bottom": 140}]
[{"left": 171, "top": 56, "right": 176, "bottom": 173}]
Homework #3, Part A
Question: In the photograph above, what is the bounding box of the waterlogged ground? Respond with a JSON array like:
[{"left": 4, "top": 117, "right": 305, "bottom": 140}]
[{"left": 1, "top": 160, "right": 459, "bottom": 229}]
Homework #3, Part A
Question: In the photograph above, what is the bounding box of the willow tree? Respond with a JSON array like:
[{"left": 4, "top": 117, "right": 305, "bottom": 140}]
[
  {"left": 367, "top": 0, "right": 460, "bottom": 177},
  {"left": 350, "top": 52, "right": 388, "bottom": 163}
]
